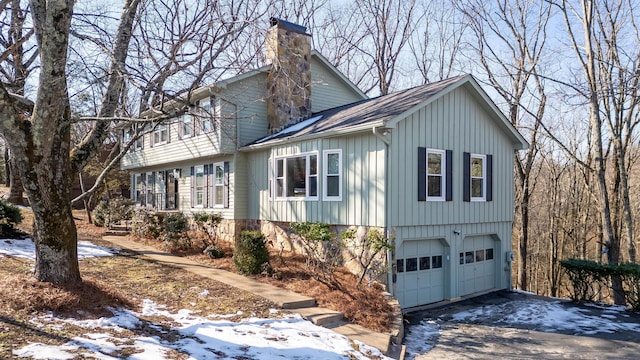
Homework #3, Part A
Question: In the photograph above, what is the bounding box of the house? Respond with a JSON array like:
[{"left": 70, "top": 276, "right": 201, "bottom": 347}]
[{"left": 121, "top": 18, "right": 528, "bottom": 310}]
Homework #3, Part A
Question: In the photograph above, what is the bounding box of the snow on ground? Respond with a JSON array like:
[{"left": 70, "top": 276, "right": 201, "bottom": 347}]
[
  {"left": 0, "top": 238, "right": 118, "bottom": 260},
  {"left": 403, "top": 298, "right": 640, "bottom": 359},
  {"left": 13, "top": 299, "right": 389, "bottom": 360},
  {"left": 2, "top": 240, "right": 389, "bottom": 359}
]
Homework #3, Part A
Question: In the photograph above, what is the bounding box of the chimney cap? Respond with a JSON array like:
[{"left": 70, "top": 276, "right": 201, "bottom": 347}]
[{"left": 269, "top": 17, "right": 308, "bottom": 35}]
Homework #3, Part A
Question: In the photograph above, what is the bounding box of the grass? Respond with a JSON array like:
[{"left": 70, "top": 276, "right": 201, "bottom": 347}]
[{"left": 0, "top": 208, "right": 278, "bottom": 359}]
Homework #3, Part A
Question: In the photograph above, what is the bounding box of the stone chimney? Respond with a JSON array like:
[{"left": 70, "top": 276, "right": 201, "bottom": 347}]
[{"left": 265, "top": 18, "right": 312, "bottom": 134}]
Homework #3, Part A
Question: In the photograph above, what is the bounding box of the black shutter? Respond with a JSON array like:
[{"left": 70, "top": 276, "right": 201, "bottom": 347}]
[
  {"left": 486, "top": 154, "right": 493, "bottom": 201},
  {"left": 190, "top": 166, "right": 195, "bottom": 208},
  {"left": 446, "top": 150, "right": 453, "bottom": 201},
  {"left": 204, "top": 164, "right": 210, "bottom": 208},
  {"left": 418, "top": 147, "right": 427, "bottom": 201},
  {"left": 224, "top": 161, "right": 230, "bottom": 208},
  {"left": 463, "top": 152, "right": 470, "bottom": 202}
]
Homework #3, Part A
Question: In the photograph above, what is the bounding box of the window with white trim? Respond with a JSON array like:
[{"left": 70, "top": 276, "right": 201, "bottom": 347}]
[
  {"left": 470, "top": 154, "right": 486, "bottom": 201},
  {"left": 200, "top": 98, "right": 214, "bottom": 133},
  {"left": 194, "top": 165, "right": 205, "bottom": 207},
  {"left": 323, "top": 149, "right": 342, "bottom": 200},
  {"left": 181, "top": 114, "right": 193, "bottom": 138},
  {"left": 214, "top": 162, "right": 224, "bottom": 207},
  {"left": 273, "top": 152, "right": 318, "bottom": 200},
  {"left": 153, "top": 124, "right": 168, "bottom": 145},
  {"left": 427, "top": 149, "right": 445, "bottom": 201}
]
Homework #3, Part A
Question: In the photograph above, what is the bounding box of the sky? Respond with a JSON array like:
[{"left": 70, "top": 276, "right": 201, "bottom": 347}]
[{"left": 1, "top": 238, "right": 390, "bottom": 360}]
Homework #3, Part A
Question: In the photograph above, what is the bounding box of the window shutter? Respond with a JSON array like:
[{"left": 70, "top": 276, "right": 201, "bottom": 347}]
[
  {"left": 208, "top": 163, "right": 214, "bottom": 207},
  {"left": 204, "top": 164, "right": 210, "bottom": 208},
  {"left": 486, "top": 154, "right": 493, "bottom": 202},
  {"left": 190, "top": 166, "right": 195, "bottom": 208},
  {"left": 446, "top": 149, "right": 453, "bottom": 201},
  {"left": 130, "top": 173, "right": 135, "bottom": 201},
  {"left": 150, "top": 127, "right": 155, "bottom": 147},
  {"left": 224, "top": 161, "right": 230, "bottom": 208},
  {"left": 418, "top": 147, "right": 427, "bottom": 201},
  {"left": 150, "top": 172, "right": 156, "bottom": 206},
  {"left": 463, "top": 152, "right": 470, "bottom": 202}
]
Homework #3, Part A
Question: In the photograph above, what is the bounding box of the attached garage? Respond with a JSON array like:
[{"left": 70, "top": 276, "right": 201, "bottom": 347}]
[
  {"left": 395, "top": 239, "right": 446, "bottom": 308},
  {"left": 458, "top": 235, "right": 497, "bottom": 296}
]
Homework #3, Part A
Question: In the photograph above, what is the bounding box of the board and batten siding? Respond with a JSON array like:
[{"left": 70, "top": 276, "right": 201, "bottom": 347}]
[
  {"left": 389, "top": 86, "right": 516, "bottom": 228},
  {"left": 246, "top": 133, "right": 386, "bottom": 226},
  {"left": 310, "top": 59, "right": 366, "bottom": 113}
]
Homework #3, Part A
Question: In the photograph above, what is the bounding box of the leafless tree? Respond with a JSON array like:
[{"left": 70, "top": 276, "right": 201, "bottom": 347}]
[{"left": 460, "top": 0, "right": 551, "bottom": 291}]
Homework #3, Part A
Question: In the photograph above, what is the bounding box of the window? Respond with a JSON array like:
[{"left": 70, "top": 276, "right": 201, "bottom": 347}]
[
  {"left": 431, "top": 255, "right": 443, "bottom": 268},
  {"left": 463, "top": 152, "right": 493, "bottom": 202},
  {"left": 471, "top": 154, "right": 485, "bottom": 200},
  {"left": 406, "top": 258, "right": 418, "bottom": 272},
  {"left": 146, "top": 173, "right": 155, "bottom": 207},
  {"left": 427, "top": 149, "right": 445, "bottom": 201},
  {"left": 194, "top": 165, "right": 205, "bottom": 207},
  {"left": 323, "top": 150, "right": 342, "bottom": 200},
  {"left": 181, "top": 114, "right": 193, "bottom": 138},
  {"left": 199, "top": 98, "right": 214, "bottom": 134},
  {"left": 460, "top": 248, "right": 494, "bottom": 265},
  {"left": 418, "top": 147, "right": 452, "bottom": 201},
  {"left": 420, "top": 256, "right": 431, "bottom": 270},
  {"left": 134, "top": 173, "right": 145, "bottom": 205},
  {"left": 153, "top": 124, "right": 168, "bottom": 145},
  {"left": 273, "top": 152, "right": 318, "bottom": 200},
  {"left": 214, "top": 162, "right": 224, "bottom": 207},
  {"left": 396, "top": 259, "right": 404, "bottom": 273}
]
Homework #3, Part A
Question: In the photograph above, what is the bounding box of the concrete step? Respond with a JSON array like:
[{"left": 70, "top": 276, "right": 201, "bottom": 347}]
[
  {"left": 326, "top": 322, "right": 393, "bottom": 356},
  {"left": 294, "top": 306, "right": 344, "bottom": 326}
]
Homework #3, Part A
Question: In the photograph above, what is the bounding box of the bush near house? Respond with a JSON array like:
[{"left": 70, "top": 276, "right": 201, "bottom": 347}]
[
  {"left": 92, "top": 197, "right": 134, "bottom": 228},
  {"left": 560, "top": 259, "right": 640, "bottom": 311},
  {"left": 233, "top": 230, "right": 270, "bottom": 275},
  {"left": 162, "top": 212, "right": 190, "bottom": 250},
  {"left": 342, "top": 228, "right": 392, "bottom": 287},
  {"left": 192, "top": 212, "right": 224, "bottom": 258},
  {"left": 290, "top": 222, "right": 347, "bottom": 294}
]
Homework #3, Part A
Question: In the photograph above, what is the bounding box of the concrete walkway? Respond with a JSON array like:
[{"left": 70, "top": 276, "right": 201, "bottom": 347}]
[{"left": 101, "top": 235, "right": 401, "bottom": 358}]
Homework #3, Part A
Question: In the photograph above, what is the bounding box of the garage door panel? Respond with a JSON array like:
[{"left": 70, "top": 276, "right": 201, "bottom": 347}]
[
  {"left": 459, "top": 236, "right": 496, "bottom": 297},
  {"left": 396, "top": 239, "right": 446, "bottom": 308}
]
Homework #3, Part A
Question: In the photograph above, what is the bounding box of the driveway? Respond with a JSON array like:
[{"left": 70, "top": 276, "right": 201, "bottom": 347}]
[{"left": 403, "top": 290, "right": 640, "bottom": 359}]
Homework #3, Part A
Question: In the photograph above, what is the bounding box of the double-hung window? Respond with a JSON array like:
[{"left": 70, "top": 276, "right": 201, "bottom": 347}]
[
  {"left": 323, "top": 149, "right": 342, "bottom": 201},
  {"left": 470, "top": 154, "right": 485, "bottom": 201},
  {"left": 418, "top": 147, "right": 452, "bottom": 201},
  {"left": 463, "top": 152, "right": 493, "bottom": 202},
  {"left": 153, "top": 124, "right": 168, "bottom": 145},
  {"left": 214, "top": 162, "right": 224, "bottom": 206},
  {"left": 181, "top": 114, "right": 193, "bottom": 138},
  {"left": 199, "top": 98, "right": 214, "bottom": 134},
  {"left": 427, "top": 149, "right": 445, "bottom": 201},
  {"left": 273, "top": 152, "right": 318, "bottom": 200},
  {"left": 194, "top": 165, "right": 205, "bottom": 207}
]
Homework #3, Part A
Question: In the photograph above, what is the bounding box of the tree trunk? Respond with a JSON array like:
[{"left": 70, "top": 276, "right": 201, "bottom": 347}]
[
  {"left": 7, "top": 155, "right": 24, "bottom": 205},
  {"left": 32, "top": 202, "right": 80, "bottom": 284}
]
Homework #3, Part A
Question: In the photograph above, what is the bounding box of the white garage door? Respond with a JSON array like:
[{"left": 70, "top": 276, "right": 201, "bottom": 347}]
[
  {"left": 396, "top": 239, "right": 445, "bottom": 308},
  {"left": 459, "top": 236, "right": 496, "bottom": 296}
]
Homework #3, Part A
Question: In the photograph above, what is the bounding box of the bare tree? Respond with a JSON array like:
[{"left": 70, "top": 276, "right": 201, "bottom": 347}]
[
  {"left": 460, "top": 0, "right": 551, "bottom": 291},
  {"left": 0, "top": 0, "right": 37, "bottom": 205}
]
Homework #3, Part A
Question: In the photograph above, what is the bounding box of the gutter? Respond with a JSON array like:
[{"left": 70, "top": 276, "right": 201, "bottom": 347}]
[{"left": 372, "top": 126, "right": 393, "bottom": 297}]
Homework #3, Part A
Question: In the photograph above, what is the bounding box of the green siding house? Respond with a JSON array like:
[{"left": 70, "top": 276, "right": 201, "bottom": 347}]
[{"left": 122, "top": 18, "right": 528, "bottom": 310}]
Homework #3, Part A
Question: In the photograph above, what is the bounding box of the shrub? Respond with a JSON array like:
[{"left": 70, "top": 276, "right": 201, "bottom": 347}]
[
  {"left": 560, "top": 259, "right": 640, "bottom": 310},
  {"left": 233, "top": 230, "right": 270, "bottom": 275},
  {"left": 162, "top": 212, "right": 190, "bottom": 250},
  {"left": 290, "top": 222, "right": 345, "bottom": 293},
  {"left": 342, "top": 228, "right": 392, "bottom": 287},
  {"left": 131, "top": 207, "right": 161, "bottom": 239},
  {"left": 0, "top": 199, "right": 22, "bottom": 235},
  {"left": 192, "top": 212, "right": 223, "bottom": 256},
  {"left": 92, "top": 197, "right": 134, "bottom": 227}
]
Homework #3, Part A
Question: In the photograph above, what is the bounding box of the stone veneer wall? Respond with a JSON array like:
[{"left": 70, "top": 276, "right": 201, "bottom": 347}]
[
  {"left": 265, "top": 20, "right": 312, "bottom": 134},
  {"left": 234, "top": 219, "right": 390, "bottom": 288}
]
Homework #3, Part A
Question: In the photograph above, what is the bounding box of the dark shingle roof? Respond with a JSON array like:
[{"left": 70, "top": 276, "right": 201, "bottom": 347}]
[{"left": 246, "top": 75, "right": 467, "bottom": 147}]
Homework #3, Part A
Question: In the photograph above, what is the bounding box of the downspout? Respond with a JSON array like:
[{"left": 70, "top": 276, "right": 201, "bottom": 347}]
[{"left": 372, "top": 126, "right": 392, "bottom": 293}]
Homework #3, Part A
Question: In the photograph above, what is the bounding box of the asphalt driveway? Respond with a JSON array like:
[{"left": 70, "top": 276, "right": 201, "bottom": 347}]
[{"left": 403, "top": 290, "right": 640, "bottom": 359}]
